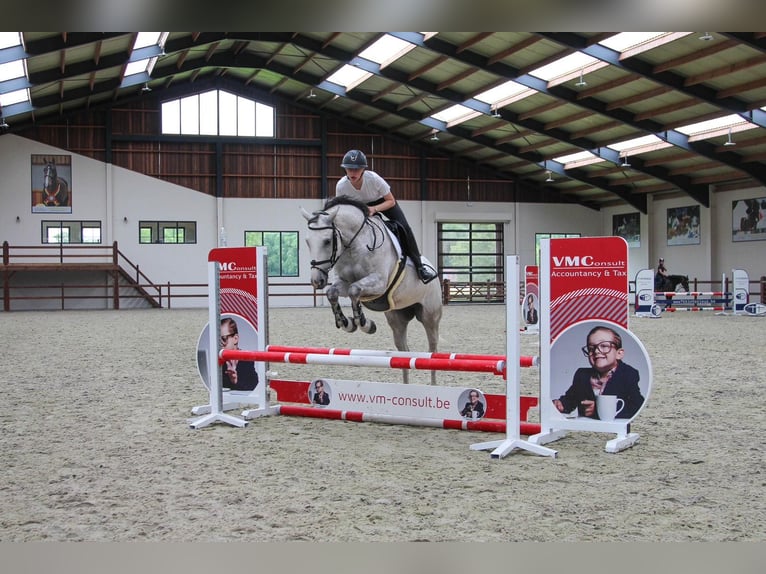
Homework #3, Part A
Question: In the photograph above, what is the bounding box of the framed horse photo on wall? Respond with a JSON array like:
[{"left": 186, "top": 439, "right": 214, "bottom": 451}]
[
  {"left": 666, "top": 205, "right": 700, "bottom": 246},
  {"left": 612, "top": 212, "right": 640, "bottom": 248},
  {"left": 732, "top": 197, "right": 766, "bottom": 242},
  {"left": 31, "top": 154, "right": 72, "bottom": 213}
]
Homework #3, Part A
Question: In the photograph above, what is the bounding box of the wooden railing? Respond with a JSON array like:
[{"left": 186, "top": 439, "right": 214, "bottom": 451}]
[{"left": 442, "top": 279, "right": 514, "bottom": 305}]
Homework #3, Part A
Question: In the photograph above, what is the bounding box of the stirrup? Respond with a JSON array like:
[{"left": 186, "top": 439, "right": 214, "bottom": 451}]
[{"left": 417, "top": 265, "right": 438, "bottom": 284}]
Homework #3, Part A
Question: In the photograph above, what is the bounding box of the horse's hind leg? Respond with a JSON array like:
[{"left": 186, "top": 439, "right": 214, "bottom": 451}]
[
  {"left": 415, "top": 301, "right": 442, "bottom": 385},
  {"left": 385, "top": 309, "right": 415, "bottom": 384}
]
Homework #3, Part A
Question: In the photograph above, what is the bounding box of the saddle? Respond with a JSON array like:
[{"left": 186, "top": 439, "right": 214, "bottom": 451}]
[
  {"left": 359, "top": 217, "right": 408, "bottom": 312},
  {"left": 381, "top": 218, "right": 406, "bottom": 259}
]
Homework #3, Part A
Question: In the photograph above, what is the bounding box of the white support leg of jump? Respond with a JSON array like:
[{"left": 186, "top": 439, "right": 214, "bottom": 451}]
[
  {"left": 189, "top": 261, "right": 248, "bottom": 429},
  {"left": 469, "top": 256, "right": 557, "bottom": 459}
]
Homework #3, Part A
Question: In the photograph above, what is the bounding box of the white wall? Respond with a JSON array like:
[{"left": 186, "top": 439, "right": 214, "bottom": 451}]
[{"left": 2, "top": 134, "right": 763, "bottom": 308}]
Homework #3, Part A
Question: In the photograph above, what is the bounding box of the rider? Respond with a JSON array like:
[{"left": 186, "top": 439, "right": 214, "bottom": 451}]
[
  {"left": 335, "top": 149, "right": 437, "bottom": 284},
  {"left": 654, "top": 257, "right": 669, "bottom": 291}
]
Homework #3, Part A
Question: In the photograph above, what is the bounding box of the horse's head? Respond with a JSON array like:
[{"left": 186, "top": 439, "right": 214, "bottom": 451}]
[
  {"left": 43, "top": 162, "right": 57, "bottom": 191},
  {"left": 679, "top": 275, "right": 690, "bottom": 292},
  {"left": 302, "top": 206, "right": 339, "bottom": 290}
]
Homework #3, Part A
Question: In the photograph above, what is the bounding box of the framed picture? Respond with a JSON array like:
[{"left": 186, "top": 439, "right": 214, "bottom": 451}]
[
  {"left": 732, "top": 197, "right": 766, "bottom": 242},
  {"left": 666, "top": 205, "right": 700, "bottom": 246},
  {"left": 612, "top": 212, "right": 640, "bottom": 247},
  {"left": 31, "top": 154, "right": 72, "bottom": 214}
]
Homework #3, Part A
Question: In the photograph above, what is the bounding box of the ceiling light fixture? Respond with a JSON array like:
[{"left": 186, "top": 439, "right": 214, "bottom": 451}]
[
  {"left": 429, "top": 130, "right": 440, "bottom": 143},
  {"left": 545, "top": 170, "right": 554, "bottom": 183},
  {"left": 699, "top": 32, "right": 714, "bottom": 41},
  {"left": 490, "top": 105, "right": 501, "bottom": 118},
  {"left": 0, "top": 117, "right": 8, "bottom": 130},
  {"left": 141, "top": 83, "right": 152, "bottom": 92},
  {"left": 724, "top": 126, "right": 736, "bottom": 147},
  {"left": 307, "top": 89, "right": 317, "bottom": 99},
  {"left": 620, "top": 153, "right": 631, "bottom": 168},
  {"left": 575, "top": 69, "right": 587, "bottom": 88}
]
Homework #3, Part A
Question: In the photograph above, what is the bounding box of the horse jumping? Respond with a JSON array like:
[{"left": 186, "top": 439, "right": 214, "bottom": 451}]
[{"left": 302, "top": 196, "right": 442, "bottom": 384}]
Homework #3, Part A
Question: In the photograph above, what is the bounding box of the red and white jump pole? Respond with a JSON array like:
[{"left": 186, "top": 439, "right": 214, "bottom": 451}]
[
  {"left": 264, "top": 345, "right": 540, "bottom": 367},
  {"left": 220, "top": 349, "right": 506, "bottom": 375}
]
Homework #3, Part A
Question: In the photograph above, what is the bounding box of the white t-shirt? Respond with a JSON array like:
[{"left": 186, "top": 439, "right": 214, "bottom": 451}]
[{"left": 335, "top": 170, "right": 390, "bottom": 204}]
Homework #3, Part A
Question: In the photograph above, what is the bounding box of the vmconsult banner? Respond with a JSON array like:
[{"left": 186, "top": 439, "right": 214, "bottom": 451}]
[
  {"left": 196, "top": 247, "right": 267, "bottom": 398},
  {"left": 548, "top": 237, "right": 629, "bottom": 342},
  {"left": 531, "top": 236, "right": 652, "bottom": 453}
]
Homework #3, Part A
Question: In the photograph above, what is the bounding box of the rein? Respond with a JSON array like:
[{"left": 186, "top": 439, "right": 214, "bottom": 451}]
[{"left": 308, "top": 207, "right": 384, "bottom": 277}]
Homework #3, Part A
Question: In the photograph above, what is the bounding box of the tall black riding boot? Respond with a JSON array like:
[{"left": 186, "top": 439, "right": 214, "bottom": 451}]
[{"left": 402, "top": 230, "right": 437, "bottom": 284}]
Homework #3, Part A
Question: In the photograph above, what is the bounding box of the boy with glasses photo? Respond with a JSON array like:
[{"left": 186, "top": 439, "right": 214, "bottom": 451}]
[{"left": 553, "top": 325, "right": 644, "bottom": 420}]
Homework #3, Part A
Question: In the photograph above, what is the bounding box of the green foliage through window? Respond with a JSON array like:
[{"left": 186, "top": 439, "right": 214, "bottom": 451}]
[
  {"left": 437, "top": 222, "right": 504, "bottom": 283},
  {"left": 245, "top": 231, "right": 299, "bottom": 277},
  {"left": 139, "top": 221, "right": 197, "bottom": 244},
  {"left": 534, "top": 232, "right": 581, "bottom": 265},
  {"left": 42, "top": 221, "right": 101, "bottom": 244}
]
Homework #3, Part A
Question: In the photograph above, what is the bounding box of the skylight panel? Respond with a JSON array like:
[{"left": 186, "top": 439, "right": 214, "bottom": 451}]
[
  {"left": 359, "top": 35, "right": 415, "bottom": 68},
  {"left": 676, "top": 114, "right": 744, "bottom": 136},
  {"left": 552, "top": 150, "right": 604, "bottom": 169},
  {"left": 529, "top": 52, "right": 598, "bottom": 81},
  {"left": 608, "top": 134, "right": 672, "bottom": 156},
  {"left": 0, "top": 32, "right": 22, "bottom": 50},
  {"left": 133, "top": 32, "right": 162, "bottom": 49},
  {"left": 0, "top": 87, "right": 28, "bottom": 107},
  {"left": 609, "top": 135, "right": 663, "bottom": 151},
  {"left": 431, "top": 103, "right": 480, "bottom": 127},
  {"left": 0, "top": 59, "right": 24, "bottom": 82},
  {"left": 125, "top": 32, "right": 168, "bottom": 79},
  {"left": 124, "top": 58, "right": 151, "bottom": 77},
  {"left": 475, "top": 80, "right": 529, "bottom": 105},
  {"left": 326, "top": 64, "right": 372, "bottom": 91},
  {"left": 599, "top": 32, "right": 668, "bottom": 52},
  {"left": 554, "top": 150, "right": 598, "bottom": 164}
]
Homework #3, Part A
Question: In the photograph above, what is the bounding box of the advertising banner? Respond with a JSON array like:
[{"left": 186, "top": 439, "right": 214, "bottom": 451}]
[
  {"left": 196, "top": 247, "right": 268, "bottom": 403},
  {"left": 530, "top": 237, "right": 651, "bottom": 453},
  {"left": 522, "top": 265, "right": 539, "bottom": 333}
]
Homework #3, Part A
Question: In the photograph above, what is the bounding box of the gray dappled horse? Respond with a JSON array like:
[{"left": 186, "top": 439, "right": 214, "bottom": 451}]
[{"left": 301, "top": 196, "right": 442, "bottom": 384}]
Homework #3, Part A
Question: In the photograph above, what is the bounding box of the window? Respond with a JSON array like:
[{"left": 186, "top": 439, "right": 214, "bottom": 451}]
[
  {"left": 42, "top": 221, "right": 101, "bottom": 244},
  {"left": 244, "top": 231, "right": 298, "bottom": 277},
  {"left": 534, "top": 232, "right": 581, "bottom": 265},
  {"left": 139, "top": 221, "right": 197, "bottom": 244},
  {"left": 438, "top": 222, "right": 504, "bottom": 283},
  {"left": 161, "top": 89, "right": 275, "bottom": 138}
]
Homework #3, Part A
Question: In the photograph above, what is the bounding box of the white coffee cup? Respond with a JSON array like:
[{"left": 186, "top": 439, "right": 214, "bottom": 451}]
[{"left": 596, "top": 394, "right": 625, "bottom": 421}]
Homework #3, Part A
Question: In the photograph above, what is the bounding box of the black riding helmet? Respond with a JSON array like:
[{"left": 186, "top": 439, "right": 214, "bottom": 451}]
[{"left": 341, "top": 149, "right": 368, "bottom": 169}]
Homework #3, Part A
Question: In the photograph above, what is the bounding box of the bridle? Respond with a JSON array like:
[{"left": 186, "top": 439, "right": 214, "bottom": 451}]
[
  {"left": 43, "top": 164, "right": 57, "bottom": 191},
  {"left": 308, "top": 207, "right": 384, "bottom": 280}
]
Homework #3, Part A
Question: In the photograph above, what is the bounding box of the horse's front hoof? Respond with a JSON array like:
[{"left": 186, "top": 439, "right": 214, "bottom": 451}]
[{"left": 343, "top": 321, "right": 358, "bottom": 333}]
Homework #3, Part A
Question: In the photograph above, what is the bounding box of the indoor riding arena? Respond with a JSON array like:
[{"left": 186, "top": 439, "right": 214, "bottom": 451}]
[{"left": 2, "top": 30, "right": 765, "bottom": 552}]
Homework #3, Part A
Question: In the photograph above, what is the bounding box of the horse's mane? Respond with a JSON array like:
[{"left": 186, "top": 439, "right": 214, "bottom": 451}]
[{"left": 323, "top": 195, "right": 369, "bottom": 219}]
